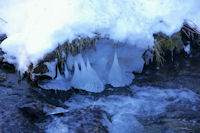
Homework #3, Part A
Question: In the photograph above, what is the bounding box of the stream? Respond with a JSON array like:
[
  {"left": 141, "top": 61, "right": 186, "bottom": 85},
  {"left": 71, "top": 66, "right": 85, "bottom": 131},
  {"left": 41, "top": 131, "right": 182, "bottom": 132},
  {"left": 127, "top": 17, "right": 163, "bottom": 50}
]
[{"left": 0, "top": 55, "right": 200, "bottom": 133}]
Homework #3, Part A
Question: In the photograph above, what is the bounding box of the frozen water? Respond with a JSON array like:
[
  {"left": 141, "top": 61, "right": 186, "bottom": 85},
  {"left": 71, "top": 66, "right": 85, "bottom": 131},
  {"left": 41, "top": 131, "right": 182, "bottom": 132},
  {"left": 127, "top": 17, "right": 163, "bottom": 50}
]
[
  {"left": 37, "top": 40, "right": 146, "bottom": 91},
  {"left": 108, "top": 51, "right": 134, "bottom": 87},
  {"left": 143, "top": 50, "right": 154, "bottom": 65},
  {"left": 86, "top": 40, "right": 143, "bottom": 87},
  {"left": 37, "top": 40, "right": 143, "bottom": 91},
  {"left": 64, "top": 64, "right": 69, "bottom": 79},
  {"left": 71, "top": 54, "right": 104, "bottom": 92},
  {"left": 111, "top": 114, "right": 144, "bottom": 133},
  {"left": 184, "top": 44, "right": 191, "bottom": 55},
  {"left": 46, "top": 118, "right": 69, "bottom": 133},
  {"left": 71, "top": 60, "right": 81, "bottom": 89},
  {"left": 87, "top": 40, "right": 115, "bottom": 84},
  {"left": 2, "top": 0, "right": 200, "bottom": 92},
  {"left": 0, "top": 0, "right": 200, "bottom": 72},
  {"left": 66, "top": 53, "right": 74, "bottom": 71},
  {"left": 43, "top": 61, "right": 57, "bottom": 78},
  {"left": 84, "top": 58, "right": 104, "bottom": 92},
  {"left": 117, "top": 44, "right": 145, "bottom": 73},
  {"left": 38, "top": 66, "right": 71, "bottom": 90}
]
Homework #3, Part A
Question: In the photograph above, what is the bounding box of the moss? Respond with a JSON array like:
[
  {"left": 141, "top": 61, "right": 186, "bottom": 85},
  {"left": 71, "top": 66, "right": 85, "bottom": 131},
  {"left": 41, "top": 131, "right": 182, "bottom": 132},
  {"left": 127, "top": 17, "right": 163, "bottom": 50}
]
[
  {"left": 33, "top": 63, "right": 49, "bottom": 74},
  {"left": 153, "top": 31, "right": 184, "bottom": 65},
  {"left": 29, "top": 35, "right": 103, "bottom": 81},
  {"left": 154, "top": 41, "right": 165, "bottom": 65}
]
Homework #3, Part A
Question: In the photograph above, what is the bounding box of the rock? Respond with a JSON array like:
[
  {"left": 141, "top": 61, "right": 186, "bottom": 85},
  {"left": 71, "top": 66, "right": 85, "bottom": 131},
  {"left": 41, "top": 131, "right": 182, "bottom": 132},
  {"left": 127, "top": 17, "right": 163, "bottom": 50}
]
[
  {"left": 19, "top": 103, "right": 46, "bottom": 122},
  {"left": 181, "top": 24, "right": 200, "bottom": 57},
  {"left": 143, "top": 119, "right": 200, "bottom": 133},
  {"left": 0, "top": 71, "right": 6, "bottom": 82},
  {"left": 46, "top": 106, "right": 111, "bottom": 133},
  {"left": 133, "top": 57, "right": 200, "bottom": 94},
  {"left": 33, "top": 63, "right": 49, "bottom": 74},
  {"left": 0, "top": 73, "right": 45, "bottom": 133},
  {"left": 0, "top": 62, "right": 15, "bottom": 73},
  {"left": 0, "top": 34, "right": 7, "bottom": 43},
  {"left": 153, "top": 31, "right": 185, "bottom": 65}
]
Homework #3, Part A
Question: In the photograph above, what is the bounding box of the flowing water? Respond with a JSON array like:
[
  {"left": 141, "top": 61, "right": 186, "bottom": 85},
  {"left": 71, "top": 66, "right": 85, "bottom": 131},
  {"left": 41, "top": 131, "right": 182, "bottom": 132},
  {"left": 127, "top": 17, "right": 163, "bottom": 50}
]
[
  {"left": 45, "top": 57, "right": 200, "bottom": 133},
  {"left": 0, "top": 56, "right": 200, "bottom": 133},
  {"left": 46, "top": 86, "right": 200, "bottom": 133}
]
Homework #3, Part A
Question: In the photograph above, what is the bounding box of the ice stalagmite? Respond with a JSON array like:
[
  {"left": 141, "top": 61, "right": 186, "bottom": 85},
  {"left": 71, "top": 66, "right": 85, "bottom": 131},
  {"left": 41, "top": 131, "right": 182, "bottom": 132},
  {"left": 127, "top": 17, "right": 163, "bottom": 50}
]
[
  {"left": 64, "top": 64, "right": 69, "bottom": 79},
  {"left": 84, "top": 58, "right": 104, "bottom": 92},
  {"left": 108, "top": 51, "right": 134, "bottom": 87},
  {"left": 71, "top": 60, "right": 81, "bottom": 89},
  {"left": 71, "top": 54, "right": 104, "bottom": 92},
  {"left": 67, "top": 53, "right": 74, "bottom": 71}
]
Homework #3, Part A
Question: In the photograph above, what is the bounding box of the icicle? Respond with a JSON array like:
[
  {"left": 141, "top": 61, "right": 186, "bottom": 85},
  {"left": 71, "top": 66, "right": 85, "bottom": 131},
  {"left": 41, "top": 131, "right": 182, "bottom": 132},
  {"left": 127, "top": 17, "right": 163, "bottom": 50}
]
[
  {"left": 108, "top": 51, "right": 134, "bottom": 87},
  {"left": 55, "top": 66, "right": 62, "bottom": 80}
]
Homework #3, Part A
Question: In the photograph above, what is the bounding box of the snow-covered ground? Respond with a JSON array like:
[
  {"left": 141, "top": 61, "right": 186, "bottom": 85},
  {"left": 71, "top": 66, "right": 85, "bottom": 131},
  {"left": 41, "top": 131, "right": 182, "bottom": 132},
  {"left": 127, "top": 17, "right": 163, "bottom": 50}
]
[{"left": 0, "top": 0, "right": 200, "bottom": 72}]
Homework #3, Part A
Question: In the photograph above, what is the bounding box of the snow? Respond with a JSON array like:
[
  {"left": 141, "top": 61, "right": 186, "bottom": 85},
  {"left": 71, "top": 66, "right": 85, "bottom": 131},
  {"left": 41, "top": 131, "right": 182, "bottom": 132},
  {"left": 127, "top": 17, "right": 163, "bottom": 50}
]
[
  {"left": 0, "top": 0, "right": 200, "bottom": 72},
  {"left": 0, "top": 0, "right": 200, "bottom": 91}
]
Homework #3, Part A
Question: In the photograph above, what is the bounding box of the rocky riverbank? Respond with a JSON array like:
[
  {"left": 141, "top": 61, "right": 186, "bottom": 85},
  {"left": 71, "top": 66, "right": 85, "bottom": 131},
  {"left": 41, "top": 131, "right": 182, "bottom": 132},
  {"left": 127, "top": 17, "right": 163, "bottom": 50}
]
[
  {"left": 0, "top": 50, "right": 200, "bottom": 132},
  {"left": 0, "top": 27, "right": 200, "bottom": 132}
]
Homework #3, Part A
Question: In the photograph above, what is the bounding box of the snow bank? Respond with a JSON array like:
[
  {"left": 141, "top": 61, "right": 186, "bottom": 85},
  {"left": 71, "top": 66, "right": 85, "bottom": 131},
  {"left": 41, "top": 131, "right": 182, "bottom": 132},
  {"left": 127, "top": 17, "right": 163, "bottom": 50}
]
[{"left": 0, "top": 0, "right": 200, "bottom": 72}]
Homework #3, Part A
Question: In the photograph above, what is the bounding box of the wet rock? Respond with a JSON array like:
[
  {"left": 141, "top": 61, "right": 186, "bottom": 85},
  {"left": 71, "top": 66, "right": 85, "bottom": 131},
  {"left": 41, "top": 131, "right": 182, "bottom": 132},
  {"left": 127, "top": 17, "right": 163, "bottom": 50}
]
[
  {"left": 0, "top": 34, "right": 7, "bottom": 43},
  {"left": 46, "top": 106, "right": 111, "bottom": 133},
  {"left": 29, "top": 87, "right": 70, "bottom": 108},
  {"left": 0, "top": 71, "right": 6, "bottom": 82},
  {"left": 133, "top": 57, "right": 200, "bottom": 94},
  {"left": 181, "top": 24, "right": 200, "bottom": 57},
  {"left": 33, "top": 63, "right": 49, "bottom": 75},
  {"left": 143, "top": 119, "right": 200, "bottom": 133},
  {"left": 0, "top": 62, "right": 15, "bottom": 73},
  {"left": 92, "top": 85, "right": 134, "bottom": 99},
  {"left": 19, "top": 103, "right": 46, "bottom": 122},
  {"left": 137, "top": 112, "right": 200, "bottom": 133},
  {"left": 0, "top": 48, "right": 5, "bottom": 62},
  {"left": 0, "top": 71, "right": 52, "bottom": 132}
]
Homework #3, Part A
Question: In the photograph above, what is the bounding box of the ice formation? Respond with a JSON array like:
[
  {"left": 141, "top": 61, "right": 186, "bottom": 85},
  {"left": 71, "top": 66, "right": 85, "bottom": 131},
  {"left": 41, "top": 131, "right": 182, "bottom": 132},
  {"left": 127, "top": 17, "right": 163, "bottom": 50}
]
[
  {"left": 0, "top": 0, "right": 200, "bottom": 92},
  {"left": 108, "top": 51, "right": 133, "bottom": 87},
  {"left": 71, "top": 54, "right": 104, "bottom": 92},
  {"left": 38, "top": 60, "right": 71, "bottom": 90},
  {"left": 71, "top": 60, "right": 82, "bottom": 89},
  {"left": 37, "top": 41, "right": 144, "bottom": 92},
  {"left": 0, "top": 0, "right": 200, "bottom": 72},
  {"left": 85, "top": 58, "right": 104, "bottom": 92}
]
